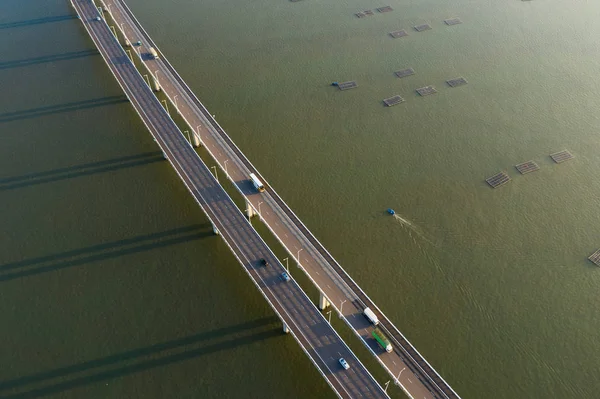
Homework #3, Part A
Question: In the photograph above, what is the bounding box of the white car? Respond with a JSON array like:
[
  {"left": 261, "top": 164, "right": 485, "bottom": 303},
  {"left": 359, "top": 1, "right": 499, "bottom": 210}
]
[{"left": 338, "top": 358, "right": 350, "bottom": 370}]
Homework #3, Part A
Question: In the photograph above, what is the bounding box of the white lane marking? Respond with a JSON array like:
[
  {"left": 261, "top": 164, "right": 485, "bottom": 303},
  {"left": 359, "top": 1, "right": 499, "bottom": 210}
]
[
  {"left": 408, "top": 378, "right": 413, "bottom": 384},
  {"left": 392, "top": 361, "right": 397, "bottom": 365}
]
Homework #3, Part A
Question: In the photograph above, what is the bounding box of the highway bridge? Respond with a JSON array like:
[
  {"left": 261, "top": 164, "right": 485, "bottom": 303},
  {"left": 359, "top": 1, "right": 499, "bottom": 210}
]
[
  {"left": 79, "top": 0, "right": 462, "bottom": 397},
  {"left": 69, "top": 1, "right": 388, "bottom": 398}
]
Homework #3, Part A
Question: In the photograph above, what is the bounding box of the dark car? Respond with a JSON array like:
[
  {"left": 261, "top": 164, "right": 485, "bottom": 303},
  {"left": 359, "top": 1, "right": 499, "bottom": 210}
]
[{"left": 260, "top": 258, "right": 268, "bottom": 267}]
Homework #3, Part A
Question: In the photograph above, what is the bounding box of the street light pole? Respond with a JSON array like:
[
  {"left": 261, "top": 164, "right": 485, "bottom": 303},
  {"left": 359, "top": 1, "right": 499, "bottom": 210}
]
[
  {"left": 161, "top": 99, "right": 169, "bottom": 115},
  {"left": 224, "top": 160, "right": 229, "bottom": 179},
  {"left": 396, "top": 367, "right": 406, "bottom": 385},
  {"left": 384, "top": 381, "right": 390, "bottom": 393},
  {"left": 257, "top": 201, "right": 263, "bottom": 220},
  {"left": 211, "top": 166, "right": 218, "bottom": 183},
  {"left": 340, "top": 299, "right": 347, "bottom": 316},
  {"left": 296, "top": 248, "right": 303, "bottom": 265},
  {"left": 326, "top": 310, "right": 332, "bottom": 324},
  {"left": 173, "top": 95, "right": 178, "bottom": 112},
  {"left": 283, "top": 257, "right": 289, "bottom": 272},
  {"left": 196, "top": 125, "right": 202, "bottom": 146}
]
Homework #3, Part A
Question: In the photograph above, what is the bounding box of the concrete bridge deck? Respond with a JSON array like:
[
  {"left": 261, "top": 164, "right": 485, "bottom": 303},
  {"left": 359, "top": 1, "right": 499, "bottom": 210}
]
[
  {"left": 70, "top": 1, "right": 389, "bottom": 397},
  {"left": 102, "top": 1, "right": 461, "bottom": 398}
]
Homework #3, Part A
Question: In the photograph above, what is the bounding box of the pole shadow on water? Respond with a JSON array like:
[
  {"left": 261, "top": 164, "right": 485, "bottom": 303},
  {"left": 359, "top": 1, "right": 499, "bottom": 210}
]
[
  {"left": 0, "top": 224, "right": 214, "bottom": 282},
  {"left": 0, "top": 317, "right": 280, "bottom": 398},
  {"left": 0, "top": 50, "right": 99, "bottom": 70},
  {"left": 0, "top": 96, "right": 129, "bottom": 123},
  {"left": 0, "top": 15, "right": 77, "bottom": 30},
  {"left": 0, "top": 152, "right": 165, "bottom": 191}
]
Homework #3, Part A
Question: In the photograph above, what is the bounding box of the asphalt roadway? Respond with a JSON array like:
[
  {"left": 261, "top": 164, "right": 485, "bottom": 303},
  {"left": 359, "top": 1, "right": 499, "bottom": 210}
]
[
  {"left": 70, "top": 1, "right": 390, "bottom": 398},
  {"left": 100, "top": 1, "right": 461, "bottom": 398}
]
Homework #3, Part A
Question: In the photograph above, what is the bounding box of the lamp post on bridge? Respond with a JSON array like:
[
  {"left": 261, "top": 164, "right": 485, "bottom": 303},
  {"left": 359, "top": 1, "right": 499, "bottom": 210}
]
[
  {"left": 326, "top": 310, "right": 332, "bottom": 324},
  {"left": 161, "top": 100, "right": 169, "bottom": 116},
  {"left": 384, "top": 381, "right": 390, "bottom": 393},
  {"left": 296, "top": 248, "right": 303, "bottom": 266},
  {"left": 340, "top": 299, "right": 347, "bottom": 317},
  {"left": 257, "top": 201, "right": 263, "bottom": 220},
  {"left": 173, "top": 95, "right": 178, "bottom": 113},
  {"left": 224, "top": 160, "right": 229, "bottom": 179},
  {"left": 395, "top": 367, "right": 406, "bottom": 385},
  {"left": 120, "top": 22, "right": 125, "bottom": 33},
  {"left": 283, "top": 257, "right": 289, "bottom": 273},
  {"left": 211, "top": 166, "right": 218, "bottom": 183},
  {"left": 196, "top": 125, "right": 202, "bottom": 146}
]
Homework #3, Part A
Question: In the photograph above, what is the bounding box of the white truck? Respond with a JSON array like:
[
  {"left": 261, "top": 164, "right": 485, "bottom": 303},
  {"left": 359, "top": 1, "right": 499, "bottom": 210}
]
[
  {"left": 149, "top": 47, "right": 158, "bottom": 59},
  {"left": 363, "top": 307, "right": 379, "bottom": 325},
  {"left": 249, "top": 173, "right": 265, "bottom": 192}
]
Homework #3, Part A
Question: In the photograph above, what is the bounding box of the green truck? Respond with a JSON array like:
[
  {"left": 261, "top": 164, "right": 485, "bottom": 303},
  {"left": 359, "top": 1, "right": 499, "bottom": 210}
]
[{"left": 372, "top": 328, "right": 392, "bottom": 353}]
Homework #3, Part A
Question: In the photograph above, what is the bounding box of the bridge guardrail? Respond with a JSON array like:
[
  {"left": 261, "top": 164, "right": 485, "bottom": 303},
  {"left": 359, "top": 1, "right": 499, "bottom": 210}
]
[{"left": 110, "top": 2, "right": 460, "bottom": 398}]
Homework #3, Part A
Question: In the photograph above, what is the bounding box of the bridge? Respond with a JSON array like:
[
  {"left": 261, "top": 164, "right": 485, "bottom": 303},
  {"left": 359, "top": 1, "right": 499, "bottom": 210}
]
[
  {"left": 73, "top": 0, "right": 462, "bottom": 397},
  {"left": 68, "top": 1, "right": 388, "bottom": 398}
]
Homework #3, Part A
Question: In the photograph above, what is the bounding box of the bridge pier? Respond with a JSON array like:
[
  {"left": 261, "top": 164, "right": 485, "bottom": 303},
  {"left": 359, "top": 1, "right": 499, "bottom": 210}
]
[
  {"left": 282, "top": 322, "right": 290, "bottom": 334},
  {"left": 318, "top": 292, "right": 330, "bottom": 310},
  {"left": 246, "top": 200, "right": 256, "bottom": 219}
]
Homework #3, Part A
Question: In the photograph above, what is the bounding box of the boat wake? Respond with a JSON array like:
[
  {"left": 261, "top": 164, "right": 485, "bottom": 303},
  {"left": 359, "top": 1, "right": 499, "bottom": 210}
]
[{"left": 392, "top": 213, "right": 435, "bottom": 247}]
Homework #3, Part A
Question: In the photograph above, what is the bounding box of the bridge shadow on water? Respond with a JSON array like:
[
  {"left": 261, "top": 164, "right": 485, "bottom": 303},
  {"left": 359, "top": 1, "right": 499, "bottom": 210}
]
[
  {"left": 0, "top": 224, "right": 214, "bottom": 282},
  {"left": 0, "top": 152, "right": 165, "bottom": 191},
  {"left": 0, "top": 15, "right": 77, "bottom": 30},
  {"left": 0, "top": 95, "right": 129, "bottom": 123},
  {"left": 0, "top": 49, "right": 99, "bottom": 70},
  {"left": 0, "top": 316, "right": 280, "bottom": 398}
]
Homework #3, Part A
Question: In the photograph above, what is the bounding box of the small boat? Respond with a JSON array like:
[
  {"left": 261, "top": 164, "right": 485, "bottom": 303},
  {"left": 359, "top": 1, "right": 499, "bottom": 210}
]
[
  {"left": 331, "top": 82, "right": 339, "bottom": 86},
  {"left": 387, "top": 208, "right": 395, "bottom": 215}
]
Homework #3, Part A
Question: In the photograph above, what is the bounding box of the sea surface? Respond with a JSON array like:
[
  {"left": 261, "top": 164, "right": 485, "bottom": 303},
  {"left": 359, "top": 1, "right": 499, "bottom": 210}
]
[{"left": 2, "top": 0, "right": 600, "bottom": 398}]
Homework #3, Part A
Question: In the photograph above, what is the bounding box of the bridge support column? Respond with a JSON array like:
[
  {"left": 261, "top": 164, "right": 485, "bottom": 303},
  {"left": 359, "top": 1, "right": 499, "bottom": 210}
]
[
  {"left": 282, "top": 322, "right": 290, "bottom": 334},
  {"left": 318, "top": 292, "right": 330, "bottom": 310},
  {"left": 246, "top": 200, "right": 256, "bottom": 219},
  {"left": 192, "top": 131, "right": 201, "bottom": 148}
]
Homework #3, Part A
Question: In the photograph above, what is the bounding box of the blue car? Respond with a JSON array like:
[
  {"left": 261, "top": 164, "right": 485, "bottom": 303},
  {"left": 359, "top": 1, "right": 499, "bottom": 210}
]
[{"left": 280, "top": 272, "right": 290, "bottom": 282}]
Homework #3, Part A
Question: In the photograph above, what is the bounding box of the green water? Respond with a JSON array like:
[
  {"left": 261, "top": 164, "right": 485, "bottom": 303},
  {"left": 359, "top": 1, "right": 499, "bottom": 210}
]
[{"left": 2, "top": 0, "right": 600, "bottom": 397}]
